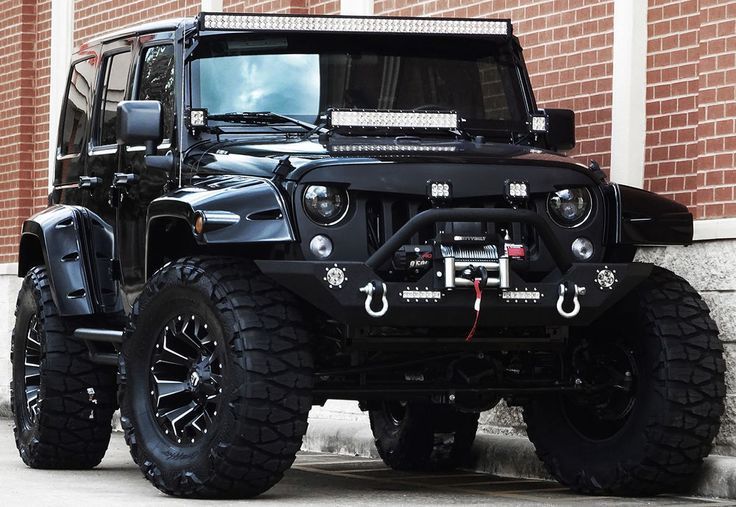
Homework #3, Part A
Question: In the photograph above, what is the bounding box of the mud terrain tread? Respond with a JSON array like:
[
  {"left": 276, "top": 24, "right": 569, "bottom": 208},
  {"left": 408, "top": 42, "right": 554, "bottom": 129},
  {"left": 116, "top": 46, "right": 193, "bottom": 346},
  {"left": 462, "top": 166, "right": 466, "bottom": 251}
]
[
  {"left": 11, "top": 267, "right": 116, "bottom": 469},
  {"left": 121, "top": 256, "right": 313, "bottom": 498},
  {"left": 524, "top": 267, "right": 725, "bottom": 496}
]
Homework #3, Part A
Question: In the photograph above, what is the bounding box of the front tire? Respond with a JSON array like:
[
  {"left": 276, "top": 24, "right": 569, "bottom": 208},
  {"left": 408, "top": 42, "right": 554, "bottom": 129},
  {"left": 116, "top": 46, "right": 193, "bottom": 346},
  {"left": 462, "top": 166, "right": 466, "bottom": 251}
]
[
  {"left": 11, "top": 267, "right": 116, "bottom": 469},
  {"left": 524, "top": 267, "right": 725, "bottom": 496},
  {"left": 369, "top": 402, "right": 479, "bottom": 470},
  {"left": 120, "top": 257, "right": 313, "bottom": 498}
]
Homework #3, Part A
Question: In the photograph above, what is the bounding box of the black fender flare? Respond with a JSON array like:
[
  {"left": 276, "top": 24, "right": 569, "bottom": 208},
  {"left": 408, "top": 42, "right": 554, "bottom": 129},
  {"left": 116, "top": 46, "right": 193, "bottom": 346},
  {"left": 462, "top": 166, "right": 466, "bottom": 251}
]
[
  {"left": 606, "top": 184, "right": 693, "bottom": 246},
  {"left": 18, "top": 205, "right": 119, "bottom": 316},
  {"left": 146, "top": 175, "right": 295, "bottom": 277}
]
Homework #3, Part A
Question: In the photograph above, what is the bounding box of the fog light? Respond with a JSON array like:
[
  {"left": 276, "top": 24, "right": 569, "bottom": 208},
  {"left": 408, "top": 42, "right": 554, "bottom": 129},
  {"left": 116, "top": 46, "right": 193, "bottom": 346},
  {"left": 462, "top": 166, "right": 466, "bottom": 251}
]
[
  {"left": 571, "top": 237, "right": 593, "bottom": 261},
  {"left": 310, "top": 235, "right": 333, "bottom": 259}
]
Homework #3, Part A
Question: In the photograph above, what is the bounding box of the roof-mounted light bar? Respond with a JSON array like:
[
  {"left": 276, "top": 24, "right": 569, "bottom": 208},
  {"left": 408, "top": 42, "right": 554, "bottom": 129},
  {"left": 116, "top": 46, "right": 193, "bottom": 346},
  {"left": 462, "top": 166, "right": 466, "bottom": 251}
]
[
  {"left": 328, "top": 110, "right": 458, "bottom": 130},
  {"left": 201, "top": 13, "right": 510, "bottom": 36}
]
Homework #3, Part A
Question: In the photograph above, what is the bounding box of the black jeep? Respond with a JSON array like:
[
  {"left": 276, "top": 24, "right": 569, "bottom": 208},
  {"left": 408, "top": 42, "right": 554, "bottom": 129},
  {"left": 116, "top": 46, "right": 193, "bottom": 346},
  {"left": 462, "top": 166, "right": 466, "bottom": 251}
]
[{"left": 11, "top": 12, "right": 725, "bottom": 498}]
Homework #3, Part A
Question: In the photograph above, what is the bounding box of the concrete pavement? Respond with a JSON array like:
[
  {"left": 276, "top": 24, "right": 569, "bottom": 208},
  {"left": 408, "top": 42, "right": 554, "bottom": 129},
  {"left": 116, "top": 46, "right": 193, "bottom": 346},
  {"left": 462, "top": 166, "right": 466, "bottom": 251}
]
[{"left": 0, "top": 419, "right": 732, "bottom": 506}]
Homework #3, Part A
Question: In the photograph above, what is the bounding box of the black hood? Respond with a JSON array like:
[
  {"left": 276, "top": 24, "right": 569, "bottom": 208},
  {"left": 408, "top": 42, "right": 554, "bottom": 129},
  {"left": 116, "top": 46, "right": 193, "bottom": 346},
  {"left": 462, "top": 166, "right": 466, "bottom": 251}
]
[{"left": 184, "top": 137, "right": 591, "bottom": 182}]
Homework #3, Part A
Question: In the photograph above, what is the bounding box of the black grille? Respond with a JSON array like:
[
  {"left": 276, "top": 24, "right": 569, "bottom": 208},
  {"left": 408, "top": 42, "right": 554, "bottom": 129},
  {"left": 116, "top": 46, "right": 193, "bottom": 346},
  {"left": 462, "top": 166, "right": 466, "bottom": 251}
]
[{"left": 364, "top": 194, "right": 507, "bottom": 254}]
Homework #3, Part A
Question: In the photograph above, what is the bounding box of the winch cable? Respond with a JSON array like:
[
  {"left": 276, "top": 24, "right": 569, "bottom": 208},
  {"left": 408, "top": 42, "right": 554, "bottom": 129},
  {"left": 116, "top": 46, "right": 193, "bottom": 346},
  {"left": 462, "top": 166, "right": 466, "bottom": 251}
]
[{"left": 465, "top": 266, "right": 488, "bottom": 342}]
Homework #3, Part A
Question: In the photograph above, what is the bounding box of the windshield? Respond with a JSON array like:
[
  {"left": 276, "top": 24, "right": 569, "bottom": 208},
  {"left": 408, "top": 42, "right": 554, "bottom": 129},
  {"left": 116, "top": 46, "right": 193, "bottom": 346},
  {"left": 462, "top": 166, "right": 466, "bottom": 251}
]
[{"left": 191, "top": 33, "right": 529, "bottom": 133}]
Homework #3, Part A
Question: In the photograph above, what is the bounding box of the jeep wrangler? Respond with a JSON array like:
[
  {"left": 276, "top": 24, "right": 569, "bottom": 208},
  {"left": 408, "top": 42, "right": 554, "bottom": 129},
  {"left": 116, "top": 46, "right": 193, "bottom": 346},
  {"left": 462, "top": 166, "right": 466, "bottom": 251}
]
[{"left": 11, "top": 12, "right": 725, "bottom": 498}]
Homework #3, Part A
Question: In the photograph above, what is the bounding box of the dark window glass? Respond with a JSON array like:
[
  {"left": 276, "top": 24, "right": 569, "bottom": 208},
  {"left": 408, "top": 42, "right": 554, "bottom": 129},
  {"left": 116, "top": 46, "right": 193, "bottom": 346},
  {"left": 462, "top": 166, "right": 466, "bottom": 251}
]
[
  {"left": 98, "top": 51, "right": 132, "bottom": 146},
  {"left": 59, "top": 58, "right": 94, "bottom": 155},
  {"left": 138, "top": 45, "right": 175, "bottom": 140}
]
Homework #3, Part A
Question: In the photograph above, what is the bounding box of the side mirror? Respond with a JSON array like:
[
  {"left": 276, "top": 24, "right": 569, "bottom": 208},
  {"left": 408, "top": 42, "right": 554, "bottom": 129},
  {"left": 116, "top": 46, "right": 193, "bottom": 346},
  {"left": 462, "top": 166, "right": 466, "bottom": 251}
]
[
  {"left": 116, "top": 100, "right": 163, "bottom": 155},
  {"left": 542, "top": 108, "right": 575, "bottom": 152}
]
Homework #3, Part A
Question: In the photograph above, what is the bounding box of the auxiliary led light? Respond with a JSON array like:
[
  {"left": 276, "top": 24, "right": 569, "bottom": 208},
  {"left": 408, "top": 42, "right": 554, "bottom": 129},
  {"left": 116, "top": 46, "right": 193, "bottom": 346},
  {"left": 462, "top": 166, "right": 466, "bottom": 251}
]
[
  {"left": 189, "top": 108, "right": 208, "bottom": 128},
  {"left": 328, "top": 110, "right": 458, "bottom": 130},
  {"left": 505, "top": 180, "right": 529, "bottom": 203},
  {"left": 201, "top": 14, "right": 510, "bottom": 36},
  {"left": 531, "top": 115, "right": 548, "bottom": 132}
]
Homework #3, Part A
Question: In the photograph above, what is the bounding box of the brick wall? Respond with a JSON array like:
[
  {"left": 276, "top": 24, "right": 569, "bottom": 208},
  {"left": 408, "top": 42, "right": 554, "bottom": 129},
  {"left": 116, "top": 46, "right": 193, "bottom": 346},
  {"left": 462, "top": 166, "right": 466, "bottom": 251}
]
[
  {"left": 646, "top": 0, "right": 736, "bottom": 218},
  {"left": 695, "top": 1, "right": 736, "bottom": 219},
  {"left": 0, "top": 0, "right": 50, "bottom": 264}
]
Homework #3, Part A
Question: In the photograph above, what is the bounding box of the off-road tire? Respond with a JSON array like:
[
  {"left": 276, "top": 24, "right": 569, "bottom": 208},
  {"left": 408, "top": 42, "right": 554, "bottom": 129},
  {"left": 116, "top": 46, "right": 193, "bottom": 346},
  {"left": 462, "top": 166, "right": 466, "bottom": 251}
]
[
  {"left": 120, "top": 257, "right": 313, "bottom": 498},
  {"left": 524, "top": 266, "right": 725, "bottom": 496},
  {"left": 11, "top": 266, "right": 116, "bottom": 469},
  {"left": 369, "top": 402, "right": 479, "bottom": 470}
]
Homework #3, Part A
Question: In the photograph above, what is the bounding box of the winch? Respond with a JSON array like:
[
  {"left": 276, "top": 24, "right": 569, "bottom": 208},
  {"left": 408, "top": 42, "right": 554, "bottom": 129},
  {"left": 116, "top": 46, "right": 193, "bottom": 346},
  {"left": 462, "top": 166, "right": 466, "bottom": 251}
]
[{"left": 440, "top": 244, "right": 510, "bottom": 290}]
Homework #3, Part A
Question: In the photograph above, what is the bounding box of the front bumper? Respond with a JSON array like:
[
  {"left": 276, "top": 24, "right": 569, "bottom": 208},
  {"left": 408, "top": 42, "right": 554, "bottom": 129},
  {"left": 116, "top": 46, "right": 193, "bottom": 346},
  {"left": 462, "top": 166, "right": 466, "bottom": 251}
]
[
  {"left": 257, "top": 260, "right": 651, "bottom": 327},
  {"left": 257, "top": 207, "right": 652, "bottom": 327}
]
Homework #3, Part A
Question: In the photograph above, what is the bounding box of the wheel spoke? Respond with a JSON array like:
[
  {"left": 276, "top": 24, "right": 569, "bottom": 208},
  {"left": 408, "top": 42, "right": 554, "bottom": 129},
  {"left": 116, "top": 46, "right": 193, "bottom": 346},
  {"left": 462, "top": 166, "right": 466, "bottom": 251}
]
[
  {"left": 24, "top": 364, "right": 40, "bottom": 382},
  {"left": 160, "top": 401, "right": 199, "bottom": 437},
  {"left": 154, "top": 379, "right": 189, "bottom": 399},
  {"left": 158, "top": 332, "right": 189, "bottom": 366}
]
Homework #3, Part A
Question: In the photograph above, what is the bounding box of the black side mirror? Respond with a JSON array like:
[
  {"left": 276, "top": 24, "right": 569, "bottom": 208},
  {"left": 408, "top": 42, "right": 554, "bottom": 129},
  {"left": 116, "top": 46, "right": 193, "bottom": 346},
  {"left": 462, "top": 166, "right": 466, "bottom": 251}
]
[
  {"left": 116, "top": 100, "right": 163, "bottom": 155},
  {"left": 542, "top": 108, "right": 575, "bottom": 152}
]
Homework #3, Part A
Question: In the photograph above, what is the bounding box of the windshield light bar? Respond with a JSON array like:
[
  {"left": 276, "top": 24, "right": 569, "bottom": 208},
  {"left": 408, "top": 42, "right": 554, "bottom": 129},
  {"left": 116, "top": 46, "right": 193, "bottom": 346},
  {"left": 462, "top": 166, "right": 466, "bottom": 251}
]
[
  {"left": 328, "top": 110, "right": 458, "bottom": 130},
  {"left": 201, "top": 13, "right": 510, "bottom": 36}
]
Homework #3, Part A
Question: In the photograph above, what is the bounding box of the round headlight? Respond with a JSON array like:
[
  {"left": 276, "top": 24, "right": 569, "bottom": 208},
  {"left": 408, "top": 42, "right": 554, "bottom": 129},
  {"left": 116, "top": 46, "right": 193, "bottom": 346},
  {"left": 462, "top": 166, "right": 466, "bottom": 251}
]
[
  {"left": 547, "top": 188, "right": 592, "bottom": 227},
  {"left": 303, "top": 185, "right": 349, "bottom": 225}
]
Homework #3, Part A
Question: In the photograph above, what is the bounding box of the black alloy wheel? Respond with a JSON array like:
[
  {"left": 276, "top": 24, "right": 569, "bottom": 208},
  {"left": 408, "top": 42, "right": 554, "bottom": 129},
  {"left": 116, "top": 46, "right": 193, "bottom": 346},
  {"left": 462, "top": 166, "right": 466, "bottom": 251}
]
[
  {"left": 149, "top": 313, "right": 225, "bottom": 445},
  {"left": 22, "top": 315, "right": 42, "bottom": 427}
]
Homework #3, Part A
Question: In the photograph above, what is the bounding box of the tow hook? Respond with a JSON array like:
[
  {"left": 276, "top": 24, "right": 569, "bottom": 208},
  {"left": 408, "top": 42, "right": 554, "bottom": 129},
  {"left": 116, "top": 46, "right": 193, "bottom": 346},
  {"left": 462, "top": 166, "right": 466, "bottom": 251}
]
[
  {"left": 359, "top": 281, "right": 389, "bottom": 318},
  {"left": 556, "top": 282, "right": 585, "bottom": 319}
]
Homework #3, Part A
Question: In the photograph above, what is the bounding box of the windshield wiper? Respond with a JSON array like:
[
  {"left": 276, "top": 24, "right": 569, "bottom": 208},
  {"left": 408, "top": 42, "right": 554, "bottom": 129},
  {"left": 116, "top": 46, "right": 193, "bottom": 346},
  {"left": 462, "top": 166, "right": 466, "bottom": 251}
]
[{"left": 207, "top": 111, "right": 323, "bottom": 132}]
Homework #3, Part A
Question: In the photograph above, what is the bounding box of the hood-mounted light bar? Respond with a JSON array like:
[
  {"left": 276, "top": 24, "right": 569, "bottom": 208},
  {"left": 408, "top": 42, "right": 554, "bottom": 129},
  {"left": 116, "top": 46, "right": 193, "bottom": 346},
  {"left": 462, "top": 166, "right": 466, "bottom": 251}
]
[
  {"left": 327, "top": 109, "right": 459, "bottom": 131},
  {"left": 200, "top": 13, "right": 510, "bottom": 37}
]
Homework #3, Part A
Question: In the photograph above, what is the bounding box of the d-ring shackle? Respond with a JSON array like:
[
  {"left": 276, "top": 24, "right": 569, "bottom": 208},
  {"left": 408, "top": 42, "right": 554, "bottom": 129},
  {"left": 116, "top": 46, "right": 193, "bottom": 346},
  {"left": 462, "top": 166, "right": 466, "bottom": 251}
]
[
  {"left": 359, "top": 281, "right": 389, "bottom": 318},
  {"left": 556, "top": 283, "right": 585, "bottom": 319}
]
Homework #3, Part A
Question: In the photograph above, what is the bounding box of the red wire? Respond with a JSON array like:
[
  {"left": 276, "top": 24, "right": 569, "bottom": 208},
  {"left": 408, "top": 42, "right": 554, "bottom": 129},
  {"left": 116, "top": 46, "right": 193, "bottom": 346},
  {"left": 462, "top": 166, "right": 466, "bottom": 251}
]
[{"left": 465, "top": 278, "right": 483, "bottom": 342}]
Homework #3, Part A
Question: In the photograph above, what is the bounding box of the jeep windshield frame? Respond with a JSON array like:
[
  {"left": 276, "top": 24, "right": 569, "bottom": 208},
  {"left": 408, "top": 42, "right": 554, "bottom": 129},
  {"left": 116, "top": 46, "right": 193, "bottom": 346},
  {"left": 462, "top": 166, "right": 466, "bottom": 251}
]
[{"left": 185, "top": 30, "right": 536, "bottom": 140}]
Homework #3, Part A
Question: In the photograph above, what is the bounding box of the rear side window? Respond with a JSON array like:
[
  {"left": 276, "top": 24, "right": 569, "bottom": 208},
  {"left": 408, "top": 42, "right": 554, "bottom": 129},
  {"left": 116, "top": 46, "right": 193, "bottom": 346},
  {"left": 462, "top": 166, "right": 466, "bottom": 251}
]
[
  {"left": 138, "top": 45, "right": 175, "bottom": 141},
  {"left": 59, "top": 58, "right": 94, "bottom": 155},
  {"left": 97, "top": 51, "right": 132, "bottom": 146}
]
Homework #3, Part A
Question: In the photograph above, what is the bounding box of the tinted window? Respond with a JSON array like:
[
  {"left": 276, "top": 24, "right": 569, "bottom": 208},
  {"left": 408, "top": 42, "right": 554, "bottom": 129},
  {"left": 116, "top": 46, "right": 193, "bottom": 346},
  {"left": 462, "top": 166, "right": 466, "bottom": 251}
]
[
  {"left": 138, "top": 45, "right": 175, "bottom": 140},
  {"left": 59, "top": 58, "right": 94, "bottom": 155},
  {"left": 193, "top": 34, "right": 527, "bottom": 131},
  {"left": 98, "top": 51, "right": 132, "bottom": 146}
]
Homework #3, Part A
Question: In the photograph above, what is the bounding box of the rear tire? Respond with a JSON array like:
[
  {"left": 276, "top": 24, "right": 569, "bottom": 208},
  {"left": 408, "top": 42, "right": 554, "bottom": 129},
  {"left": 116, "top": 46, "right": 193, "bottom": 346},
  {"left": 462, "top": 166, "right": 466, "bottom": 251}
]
[
  {"left": 369, "top": 402, "right": 479, "bottom": 471},
  {"left": 523, "top": 267, "right": 725, "bottom": 496},
  {"left": 120, "top": 257, "right": 313, "bottom": 498},
  {"left": 11, "top": 267, "right": 116, "bottom": 469}
]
